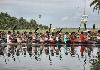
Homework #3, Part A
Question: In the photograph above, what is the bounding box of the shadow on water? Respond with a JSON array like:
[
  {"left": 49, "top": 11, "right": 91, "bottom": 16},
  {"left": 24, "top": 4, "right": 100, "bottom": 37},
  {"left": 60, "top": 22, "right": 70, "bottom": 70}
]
[{"left": 0, "top": 43, "right": 100, "bottom": 70}]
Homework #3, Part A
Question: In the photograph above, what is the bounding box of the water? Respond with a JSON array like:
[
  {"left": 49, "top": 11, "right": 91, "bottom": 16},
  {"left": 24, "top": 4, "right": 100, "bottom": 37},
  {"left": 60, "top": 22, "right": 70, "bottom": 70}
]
[{"left": 0, "top": 44, "right": 99, "bottom": 70}]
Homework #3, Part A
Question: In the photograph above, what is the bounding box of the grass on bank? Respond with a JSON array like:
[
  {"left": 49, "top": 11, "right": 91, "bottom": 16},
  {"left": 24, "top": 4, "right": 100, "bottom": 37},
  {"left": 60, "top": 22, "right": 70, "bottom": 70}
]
[{"left": 0, "top": 28, "right": 99, "bottom": 33}]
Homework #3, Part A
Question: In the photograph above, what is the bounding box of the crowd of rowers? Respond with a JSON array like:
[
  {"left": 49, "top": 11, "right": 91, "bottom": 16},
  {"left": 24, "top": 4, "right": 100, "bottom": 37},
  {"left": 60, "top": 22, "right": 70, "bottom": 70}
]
[
  {"left": 0, "top": 30, "right": 100, "bottom": 45},
  {"left": 1, "top": 30, "right": 100, "bottom": 62}
]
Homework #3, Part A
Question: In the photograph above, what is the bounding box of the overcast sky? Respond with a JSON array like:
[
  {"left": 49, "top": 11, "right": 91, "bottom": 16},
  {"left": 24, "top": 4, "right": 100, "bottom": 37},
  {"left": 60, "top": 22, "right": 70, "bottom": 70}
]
[{"left": 0, "top": 0, "right": 100, "bottom": 28}]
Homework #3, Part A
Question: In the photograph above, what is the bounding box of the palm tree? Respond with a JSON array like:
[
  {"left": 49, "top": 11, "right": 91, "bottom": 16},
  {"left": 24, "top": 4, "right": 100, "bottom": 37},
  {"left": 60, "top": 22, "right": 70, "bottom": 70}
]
[{"left": 90, "top": 0, "right": 100, "bottom": 13}]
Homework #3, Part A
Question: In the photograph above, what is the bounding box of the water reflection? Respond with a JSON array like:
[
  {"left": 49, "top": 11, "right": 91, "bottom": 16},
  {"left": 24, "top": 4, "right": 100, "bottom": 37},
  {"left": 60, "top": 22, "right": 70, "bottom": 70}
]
[{"left": 0, "top": 43, "right": 99, "bottom": 70}]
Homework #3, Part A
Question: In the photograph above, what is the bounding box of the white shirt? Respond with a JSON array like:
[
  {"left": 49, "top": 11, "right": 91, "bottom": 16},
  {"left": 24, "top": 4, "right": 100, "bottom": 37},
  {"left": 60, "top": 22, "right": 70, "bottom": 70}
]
[
  {"left": 97, "top": 36, "right": 100, "bottom": 39},
  {"left": 7, "top": 34, "right": 11, "bottom": 43},
  {"left": 56, "top": 37, "right": 59, "bottom": 41}
]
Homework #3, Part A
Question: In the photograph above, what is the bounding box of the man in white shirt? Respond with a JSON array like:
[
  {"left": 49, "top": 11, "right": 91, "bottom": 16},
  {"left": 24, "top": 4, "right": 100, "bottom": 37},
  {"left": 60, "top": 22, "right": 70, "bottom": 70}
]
[{"left": 7, "top": 31, "right": 12, "bottom": 43}]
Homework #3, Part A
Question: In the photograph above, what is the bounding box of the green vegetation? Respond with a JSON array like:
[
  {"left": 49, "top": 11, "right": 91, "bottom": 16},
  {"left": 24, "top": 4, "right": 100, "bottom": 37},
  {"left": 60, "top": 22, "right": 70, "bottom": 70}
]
[
  {"left": 90, "top": 1, "right": 100, "bottom": 69},
  {"left": 0, "top": 12, "right": 48, "bottom": 30},
  {"left": 90, "top": 0, "right": 100, "bottom": 13}
]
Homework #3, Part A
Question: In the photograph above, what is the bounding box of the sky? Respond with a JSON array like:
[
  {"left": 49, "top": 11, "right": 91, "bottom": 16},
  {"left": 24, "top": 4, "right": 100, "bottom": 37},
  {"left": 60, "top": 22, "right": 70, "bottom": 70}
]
[{"left": 0, "top": 0, "right": 100, "bottom": 28}]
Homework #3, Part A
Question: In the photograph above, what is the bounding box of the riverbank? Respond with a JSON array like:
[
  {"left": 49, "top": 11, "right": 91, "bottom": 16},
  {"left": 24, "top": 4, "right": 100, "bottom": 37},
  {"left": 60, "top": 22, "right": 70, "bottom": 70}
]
[{"left": 0, "top": 28, "right": 99, "bottom": 33}]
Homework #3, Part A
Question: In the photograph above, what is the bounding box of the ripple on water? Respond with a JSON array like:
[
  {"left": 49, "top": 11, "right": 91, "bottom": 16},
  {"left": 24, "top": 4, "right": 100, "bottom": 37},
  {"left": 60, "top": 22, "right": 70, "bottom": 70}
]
[{"left": 0, "top": 44, "right": 98, "bottom": 70}]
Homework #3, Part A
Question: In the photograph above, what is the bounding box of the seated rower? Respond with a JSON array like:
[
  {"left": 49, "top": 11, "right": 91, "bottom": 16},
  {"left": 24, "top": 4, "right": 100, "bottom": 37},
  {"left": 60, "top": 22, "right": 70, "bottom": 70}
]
[
  {"left": 7, "top": 31, "right": 12, "bottom": 44},
  {"left": 97, "top": 30, "right": 100, "bottom": 43},
  {"left": 70, "top": 32, "right": 78, "bottom": 44},
  {"left": 17, "top": 31, "right": 22, "bottom": 44},
  {"left": 80, "top": 31, "right": 88, "bottom": 44},
  {"left": 64, "top": 32, "right": 70, "bottom": 44}
]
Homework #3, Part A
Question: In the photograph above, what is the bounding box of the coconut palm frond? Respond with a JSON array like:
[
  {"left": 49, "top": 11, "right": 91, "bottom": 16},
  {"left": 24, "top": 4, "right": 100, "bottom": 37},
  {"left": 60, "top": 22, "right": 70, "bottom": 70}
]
[
  {"left": 90, "top": 0, "right": 100, "bottom": 13},
  {"left": 90, "top": 0, "right": 98, "bottom": 7}
]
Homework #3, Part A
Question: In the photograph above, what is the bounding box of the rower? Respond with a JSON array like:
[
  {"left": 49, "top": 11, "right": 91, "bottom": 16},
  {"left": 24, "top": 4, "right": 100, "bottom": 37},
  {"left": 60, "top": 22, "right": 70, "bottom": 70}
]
[
  {"left": 70, "top": 32, "right": 77, "bottom": 44},
  {"left": 97, "top": 30, "right": 100, "bottom": 43},
  {"left": 17, "top": 31, "right": 22, "bottom": 44},
  {"left": 7, "top": 31, "right": 12, "bottom": 43},
  {"left": 80, "top": 31, "right": 88, "bottom": 44},
  {"left": 64, "top": 32, "right": 70, "bottom": 45}
]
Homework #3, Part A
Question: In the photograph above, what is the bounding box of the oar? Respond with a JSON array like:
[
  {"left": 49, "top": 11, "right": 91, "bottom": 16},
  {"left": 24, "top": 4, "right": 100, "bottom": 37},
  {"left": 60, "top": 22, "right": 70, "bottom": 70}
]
[
  {"left": 34, "top": 27, "right": 39, "bottom": 33},
  {"left": 12, "top": 24, "right": 17, "bottom": 32},
  {"left": 49, "top": 24, "right": 52, "bottom": 33},
  {"left": 59, "top": 28, "right": 63, "bottom": 33},
  {"left": 78, "top": 27, "right": 80, "bottom": 32}
]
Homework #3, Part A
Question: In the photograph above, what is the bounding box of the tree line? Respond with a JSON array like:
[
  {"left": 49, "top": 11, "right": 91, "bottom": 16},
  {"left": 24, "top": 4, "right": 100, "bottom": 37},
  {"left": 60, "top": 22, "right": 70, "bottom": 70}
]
[{"left": 0, "top": 12, "right": 48, "bottom": 30}]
